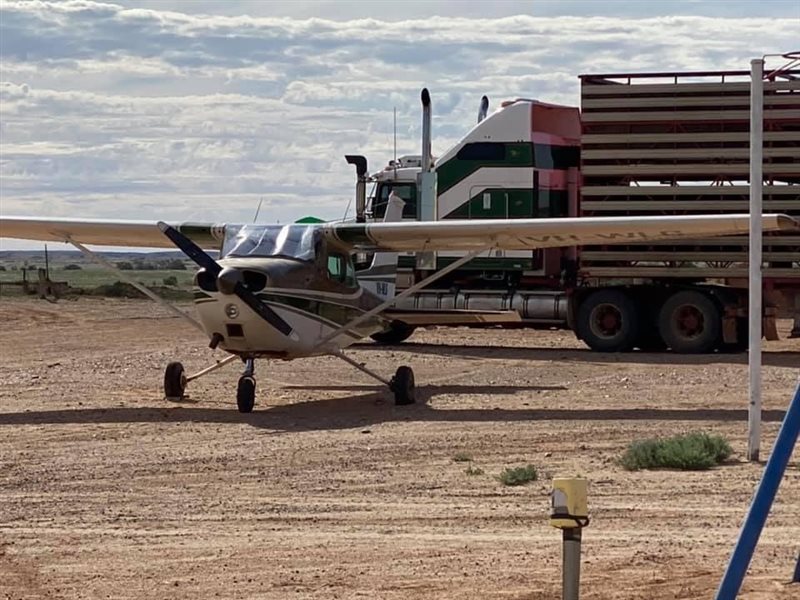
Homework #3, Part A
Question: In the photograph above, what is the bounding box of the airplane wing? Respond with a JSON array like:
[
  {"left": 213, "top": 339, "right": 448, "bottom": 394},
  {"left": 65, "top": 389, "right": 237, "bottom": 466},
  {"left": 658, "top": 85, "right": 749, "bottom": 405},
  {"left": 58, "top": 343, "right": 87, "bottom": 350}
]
[
  {"left": 0, "top": 217, "right": 224, "bottom": 249},
  {"left": 326, "top": 214, "right": 798, "bottom": 252},
  {"left": 2, "top": 213, "right": 797, "bottom": 252}
]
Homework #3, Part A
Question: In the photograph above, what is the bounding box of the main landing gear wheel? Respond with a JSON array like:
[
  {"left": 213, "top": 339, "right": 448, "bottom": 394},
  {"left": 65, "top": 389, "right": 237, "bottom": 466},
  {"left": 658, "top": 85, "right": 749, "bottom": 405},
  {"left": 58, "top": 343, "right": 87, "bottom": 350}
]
[
  {"left": 370, "top": 322, "right": 416, "bottom": 345},
  {"left": 164, "top": 361, "right": 186, "bottom": 401},
  {"left": 391, "top": 366, "right": 415, "bottom": 406},
  {"left": 237, "top": 376, "right": 256, "bottom": 413}
]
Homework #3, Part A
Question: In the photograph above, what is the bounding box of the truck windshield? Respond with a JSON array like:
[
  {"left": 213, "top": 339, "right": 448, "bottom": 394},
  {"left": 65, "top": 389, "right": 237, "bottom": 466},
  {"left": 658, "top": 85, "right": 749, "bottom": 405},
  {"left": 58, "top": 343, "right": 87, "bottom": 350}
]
[
  {"left": 371, "top": 183, "right": 417, "bottom": 219},
  {"left": 221, "top": 224, "right": 320, "bottom": 261}
]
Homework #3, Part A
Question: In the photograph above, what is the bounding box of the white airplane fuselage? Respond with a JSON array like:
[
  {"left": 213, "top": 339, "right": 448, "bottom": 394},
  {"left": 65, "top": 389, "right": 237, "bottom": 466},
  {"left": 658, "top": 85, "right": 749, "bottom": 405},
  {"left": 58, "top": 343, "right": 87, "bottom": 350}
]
[{"left": 191, "top": 257, "right": 388, "bottom": 358}]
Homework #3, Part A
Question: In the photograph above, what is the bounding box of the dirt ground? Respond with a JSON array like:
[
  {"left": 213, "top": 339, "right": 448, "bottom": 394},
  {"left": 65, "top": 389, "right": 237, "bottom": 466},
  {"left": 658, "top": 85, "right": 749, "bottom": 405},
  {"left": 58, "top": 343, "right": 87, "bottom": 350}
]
[{"left": 0, "top": 297, "right": 798, "bottom": 600}]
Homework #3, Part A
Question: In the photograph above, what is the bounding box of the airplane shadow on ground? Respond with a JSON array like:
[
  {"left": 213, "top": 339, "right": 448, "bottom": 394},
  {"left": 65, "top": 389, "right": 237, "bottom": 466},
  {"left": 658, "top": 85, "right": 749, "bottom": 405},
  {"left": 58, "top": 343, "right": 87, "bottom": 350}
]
[
  {"left": 0, "top": 386, "right": 788, "bottom": 434},
  {"left": 353, "top": 342, "right": 800, "bottom": 368}
]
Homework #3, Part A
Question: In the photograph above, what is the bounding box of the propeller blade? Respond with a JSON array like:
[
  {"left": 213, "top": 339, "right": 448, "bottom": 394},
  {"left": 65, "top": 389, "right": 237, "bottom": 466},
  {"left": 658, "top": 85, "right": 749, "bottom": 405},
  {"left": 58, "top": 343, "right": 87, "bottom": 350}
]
[
  {"left": 158, "top": 222, "right": 221, "bottom": 275},
  {"left": 233, "top": 282, "right": 294, "bottom": 337},
  {"left": 157, "top": 222, "right": 294, "bottom": 338}
]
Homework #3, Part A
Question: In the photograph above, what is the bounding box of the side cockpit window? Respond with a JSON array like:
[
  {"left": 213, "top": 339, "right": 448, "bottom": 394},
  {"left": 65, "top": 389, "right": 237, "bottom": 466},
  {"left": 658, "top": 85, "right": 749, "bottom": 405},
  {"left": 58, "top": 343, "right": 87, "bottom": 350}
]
[{"left": 327, "top": 253, "right": 357, "bottom": 288}]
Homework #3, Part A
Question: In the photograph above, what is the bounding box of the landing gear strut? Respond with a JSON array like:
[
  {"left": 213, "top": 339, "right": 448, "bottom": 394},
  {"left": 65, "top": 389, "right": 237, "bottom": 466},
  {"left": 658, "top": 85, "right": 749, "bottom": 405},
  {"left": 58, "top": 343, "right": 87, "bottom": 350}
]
[
  {"left": 236, "top": 358, "right": 256, "bottom": 413},
  {"left": 334, "top": 351, "right": 416, "bottom": 406},
  {"left": 162, "top": 355, "right": 238, "bottom": 404}
]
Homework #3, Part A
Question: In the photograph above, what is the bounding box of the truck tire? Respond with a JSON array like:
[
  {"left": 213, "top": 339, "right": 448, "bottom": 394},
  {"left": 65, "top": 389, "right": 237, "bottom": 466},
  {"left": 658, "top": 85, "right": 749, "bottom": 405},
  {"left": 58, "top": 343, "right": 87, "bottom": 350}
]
[
  {"left": 576, "top": 290, "right": 640, "bottom": 352},
  {"left": 370, "top": 322, "right": 415, "bottom": 345},
  {"left": 658, "top": 290, "right": 721, "bottom": 354}
]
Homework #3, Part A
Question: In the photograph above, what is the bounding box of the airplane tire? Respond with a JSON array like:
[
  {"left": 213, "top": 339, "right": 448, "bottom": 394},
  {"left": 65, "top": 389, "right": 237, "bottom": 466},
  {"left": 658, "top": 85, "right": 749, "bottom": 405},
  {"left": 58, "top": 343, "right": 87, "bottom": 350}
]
[
  {"left": 392, "top": 366, "right": 416, "bottom": 406},
  {"left": 575, "top": 290, "right": 639, "bottom": 352},
  {"left": 237, "top": 376, "right": 256, "bottom": 413},
  {"left": 370, "top": 322, "right": 415, "bottom": 345},
  {"left": 164, "top": 362, "right": 186, "bottom": 400},
  {"left": 658, "top": 290, "right": 721, "bottom": 354}
]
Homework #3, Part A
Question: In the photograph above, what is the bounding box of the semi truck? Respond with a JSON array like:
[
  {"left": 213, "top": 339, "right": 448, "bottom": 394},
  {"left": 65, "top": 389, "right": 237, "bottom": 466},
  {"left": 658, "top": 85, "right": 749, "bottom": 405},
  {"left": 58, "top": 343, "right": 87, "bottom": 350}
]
[{"left": 348, "top": 69, "right": 800, "bottom": 353}]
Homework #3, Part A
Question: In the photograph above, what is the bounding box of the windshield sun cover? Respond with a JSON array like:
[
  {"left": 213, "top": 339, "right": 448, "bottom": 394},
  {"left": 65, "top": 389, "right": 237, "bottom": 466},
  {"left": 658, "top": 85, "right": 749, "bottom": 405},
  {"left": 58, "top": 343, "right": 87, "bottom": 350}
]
[{"left": 221, "top": 224, "right": 321, "bottom": 261}]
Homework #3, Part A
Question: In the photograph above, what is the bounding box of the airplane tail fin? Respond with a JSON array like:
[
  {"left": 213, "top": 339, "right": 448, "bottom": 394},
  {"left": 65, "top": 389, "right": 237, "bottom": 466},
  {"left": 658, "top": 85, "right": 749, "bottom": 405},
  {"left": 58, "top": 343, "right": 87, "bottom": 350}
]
[{"left": 357, "top": 192, "right": 404, "bottom": 301}]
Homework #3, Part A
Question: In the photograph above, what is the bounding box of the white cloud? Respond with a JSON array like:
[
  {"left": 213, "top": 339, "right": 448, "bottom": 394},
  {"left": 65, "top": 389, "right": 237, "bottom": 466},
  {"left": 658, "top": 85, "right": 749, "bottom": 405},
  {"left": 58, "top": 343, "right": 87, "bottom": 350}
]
[{"left": 0, "top": 0, "right": 797, "bottom": 240}]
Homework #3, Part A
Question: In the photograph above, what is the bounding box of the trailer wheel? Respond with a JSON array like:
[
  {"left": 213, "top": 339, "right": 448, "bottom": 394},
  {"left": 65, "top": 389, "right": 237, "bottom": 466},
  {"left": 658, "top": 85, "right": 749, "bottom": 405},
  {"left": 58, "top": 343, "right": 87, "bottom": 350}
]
[
  {"left": 370, "top": 322, "right": 415, "bottom": 345},
  {"left": 576, "top": 290, "right": 640, "bottom": 352},
  {"left": 658, "top": 290, "right": 721, "bottom": 354}
]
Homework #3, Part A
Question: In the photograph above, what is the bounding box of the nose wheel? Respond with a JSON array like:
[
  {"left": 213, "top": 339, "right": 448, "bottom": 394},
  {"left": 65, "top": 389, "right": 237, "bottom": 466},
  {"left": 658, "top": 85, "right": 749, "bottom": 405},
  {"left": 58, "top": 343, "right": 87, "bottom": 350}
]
[
  {"left": 236, "top": 358, "right": 257, "bottom": 413},
  {"left": 237, "top": 376, "right": 256, "bottom": 413}
]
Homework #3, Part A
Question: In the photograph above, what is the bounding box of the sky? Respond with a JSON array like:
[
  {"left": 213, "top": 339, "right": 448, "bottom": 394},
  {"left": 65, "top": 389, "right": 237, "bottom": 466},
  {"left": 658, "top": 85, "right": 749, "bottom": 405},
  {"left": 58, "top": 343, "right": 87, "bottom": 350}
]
[{"left": 1, "top": 0, "right": 798, "bottom": 249}]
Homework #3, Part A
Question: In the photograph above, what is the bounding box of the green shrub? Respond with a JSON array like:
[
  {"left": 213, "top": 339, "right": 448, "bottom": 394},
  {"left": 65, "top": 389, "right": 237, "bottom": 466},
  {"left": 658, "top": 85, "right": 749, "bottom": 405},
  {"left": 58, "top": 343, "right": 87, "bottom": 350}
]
[
  {"left": 63, "top": 263, "right": 82, "bottom": 270},
  {"left": 465, "top": 465, "right": 484, "bottom": 476},
  {"left": 620, "top": 432, "right": 732, "bottom": 471},
  {"left": 162, "top": 275, "right": 178, "bottom": 286},
  {"left": 452, "top": 452, "right": 473, "bottom": 463},
  {"left": 498, "top": 464, "right": 538, "bottom": 486}
]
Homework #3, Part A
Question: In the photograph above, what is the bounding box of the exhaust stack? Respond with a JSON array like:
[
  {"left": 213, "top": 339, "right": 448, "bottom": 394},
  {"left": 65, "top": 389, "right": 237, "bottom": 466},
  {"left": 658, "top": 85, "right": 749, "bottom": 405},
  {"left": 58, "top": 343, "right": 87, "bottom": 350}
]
[
  {"left": 421, "top": 88, "right": 432, "bottom": 172},
  {"left": 416, "top": 88, "right": 436, "bottom": 270},
  {"left": 345, "top": 155, "right": 368, "bottom": 223},
  {"left": 477, "top": 95, "right": 489, "bottom": 123}
]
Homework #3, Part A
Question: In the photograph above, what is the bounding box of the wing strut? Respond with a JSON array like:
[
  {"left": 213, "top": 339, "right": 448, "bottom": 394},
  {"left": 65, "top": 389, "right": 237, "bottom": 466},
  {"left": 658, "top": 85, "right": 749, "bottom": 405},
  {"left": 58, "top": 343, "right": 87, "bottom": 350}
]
[
  {"left": 66, "top": 237, "right": 207, "bottom": 335},
  {"left": 311, "top": 246, "right": 493, "bottom": 353}
]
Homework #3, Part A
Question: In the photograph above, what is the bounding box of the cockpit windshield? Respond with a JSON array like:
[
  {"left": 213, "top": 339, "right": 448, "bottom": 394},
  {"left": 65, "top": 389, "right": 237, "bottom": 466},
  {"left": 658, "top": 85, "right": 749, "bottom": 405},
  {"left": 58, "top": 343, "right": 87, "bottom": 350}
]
[{"left": 221, "top": 224, "right": 321, "bottom": 261}]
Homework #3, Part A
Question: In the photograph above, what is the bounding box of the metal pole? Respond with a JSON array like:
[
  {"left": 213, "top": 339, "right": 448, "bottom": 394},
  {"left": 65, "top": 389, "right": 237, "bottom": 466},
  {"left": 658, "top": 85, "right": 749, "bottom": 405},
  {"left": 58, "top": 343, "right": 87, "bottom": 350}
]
[
  {"left": 715, "top": 382, "right": 800, "bottom": 599},
  {"left": 793, "top": 552, "right": 800, "bottom": 583},
  {"left": 562, "top": 528, "right": 582, "bottom": 600},
  {"left": 747, "top": 57, "right": 764, "bottom": 462}
]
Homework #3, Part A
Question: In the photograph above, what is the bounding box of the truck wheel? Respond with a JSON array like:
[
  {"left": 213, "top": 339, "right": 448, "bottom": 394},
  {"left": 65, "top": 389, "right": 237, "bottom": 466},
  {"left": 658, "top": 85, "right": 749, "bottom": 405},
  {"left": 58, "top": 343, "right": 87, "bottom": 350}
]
[
  {"left": 576, "top": 290, "right": 640, "bottom": 352},
  {"left": 658, "top": 290, "right": 721, "bottom": 354},
  {"left": 370, "top": 322, "right": 415, "bottom": 345}
]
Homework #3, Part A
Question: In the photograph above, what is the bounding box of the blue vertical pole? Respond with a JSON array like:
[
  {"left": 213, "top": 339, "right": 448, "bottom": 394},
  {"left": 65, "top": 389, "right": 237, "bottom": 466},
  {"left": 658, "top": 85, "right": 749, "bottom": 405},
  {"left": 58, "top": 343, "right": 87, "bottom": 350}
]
[
  {"left": 793, "top": 551, "right": 800, "bottom": 583},
  {"left": 715, "top": 382, "right": 800, "bottom": 600}
]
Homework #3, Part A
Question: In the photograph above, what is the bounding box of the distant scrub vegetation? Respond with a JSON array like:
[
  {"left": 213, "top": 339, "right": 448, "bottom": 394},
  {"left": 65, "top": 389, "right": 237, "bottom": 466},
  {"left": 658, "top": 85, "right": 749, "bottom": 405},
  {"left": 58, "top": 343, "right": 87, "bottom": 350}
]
[
  {"left": 89, "top": 281, "right": 191, "bottom": 301},
  {"left": 620, "top": 432, "right": 732, "bottom": 471},
  {"left": 498, "top": 464, "right": 538, "bottom": 486},
  {"left": 116, "top": 259, "right": 186, "bottom": 270}
]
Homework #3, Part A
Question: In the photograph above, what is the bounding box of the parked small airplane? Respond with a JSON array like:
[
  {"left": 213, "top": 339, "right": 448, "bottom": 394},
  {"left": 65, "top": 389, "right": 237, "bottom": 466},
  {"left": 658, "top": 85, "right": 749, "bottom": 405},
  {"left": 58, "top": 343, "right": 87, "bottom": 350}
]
[{"left": 1, "top": 208, "right": 795, "bottom": 412}]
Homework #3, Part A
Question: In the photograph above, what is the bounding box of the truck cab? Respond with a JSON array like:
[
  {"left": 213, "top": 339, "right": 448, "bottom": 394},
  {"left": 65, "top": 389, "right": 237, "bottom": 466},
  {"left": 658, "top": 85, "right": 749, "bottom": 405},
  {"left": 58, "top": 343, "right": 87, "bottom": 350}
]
[{"left": 368, "top": 156, "right": 420, "bottom": 221}]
